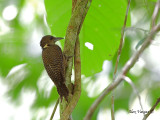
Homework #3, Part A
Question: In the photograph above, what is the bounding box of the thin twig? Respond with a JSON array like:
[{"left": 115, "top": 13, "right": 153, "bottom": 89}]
[
  {"left": 84, "top": 5, "right": 160, "bottom": 120},
  {"left": 113, "top": 0, "right": 131, "bottom": 80},
  {"left": 111, "top": 96, "right": 115, "bottom": 120},
  {"left": 50, "top": 98, "right": 59, "bottom": 120},
  {"left": 124, "top": 76, "right": 144, "bottom": 115},
  {"left": 142, "top": 98, "right": 160, "bottom": 120},
  {"left": 111, "top": 0, "right": 131, "bottom": 119},
  {"left": 151, "top": 0, "right": 160, "bottom": 29},
  {"left": 125, "top": 27, "right": 149, "bottom": 33},
  {"left": 125, "top": 27, "right": 160, "bottom": 36}
]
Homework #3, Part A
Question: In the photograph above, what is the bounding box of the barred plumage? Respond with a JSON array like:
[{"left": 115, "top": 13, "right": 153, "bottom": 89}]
[{"left": 40, "top": 35, "right": 68, "bottom": 101}]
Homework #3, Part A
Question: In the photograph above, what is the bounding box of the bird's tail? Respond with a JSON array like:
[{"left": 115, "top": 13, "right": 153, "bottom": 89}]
[{"left": 57, "top": 83, "right": 69, "bottom": 102}]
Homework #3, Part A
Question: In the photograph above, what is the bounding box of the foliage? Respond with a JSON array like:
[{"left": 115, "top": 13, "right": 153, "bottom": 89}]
[
  {"left": 45, "top": 0, "right": 130, "bottom": 76},
  {"left": 0, "top": 0, "right": 160, "bottom": 120}
]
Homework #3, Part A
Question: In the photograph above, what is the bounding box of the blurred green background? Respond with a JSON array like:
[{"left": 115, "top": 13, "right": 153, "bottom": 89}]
[{"left": 0, "top": 0, "right": 160, "bottom": 120}]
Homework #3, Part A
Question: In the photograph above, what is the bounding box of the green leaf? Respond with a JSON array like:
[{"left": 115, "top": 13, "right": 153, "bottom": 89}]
[
  {"left": 45, "top": 0, "right": 130, "bottom": 76},
  {"left": 73, "top": 89, "right": 97, "bottom": 120},
  {"left": 44, "top": 0, "right": 72, "bottom": 37},
  {"left": 150, "top": 87, "right": 160, "bottom": 109},
  {"left": 80, "top": 0, "right": 130, "bottom": 76},
  {"left": 135, "top": 37, "right": 146, "bottom": 49},
  {"left": 32, "top": 87, "right": 58, "bottom": 108}
]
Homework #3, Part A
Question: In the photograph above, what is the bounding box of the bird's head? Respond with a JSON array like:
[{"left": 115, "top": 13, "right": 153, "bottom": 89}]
[{"left": 40, "top": 35, "right": 63, "bottom": 49}]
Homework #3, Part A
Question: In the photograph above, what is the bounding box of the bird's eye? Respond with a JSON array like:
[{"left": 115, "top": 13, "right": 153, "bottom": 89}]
[{"left": 50, "top": 36, "right": 53, "bottom": 40}]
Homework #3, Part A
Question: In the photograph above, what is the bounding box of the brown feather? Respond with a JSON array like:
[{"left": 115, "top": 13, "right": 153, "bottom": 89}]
[{"left": 42, "top": 44, "right": 68, "bottom": 101}]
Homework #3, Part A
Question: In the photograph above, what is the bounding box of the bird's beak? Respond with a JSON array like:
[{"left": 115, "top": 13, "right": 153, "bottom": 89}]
[
  {"left": 54, "top": 37, "right": 64, "bottom": 42},
  {"left": 43, "top": 44, "right": 49, "bottom": 48}
]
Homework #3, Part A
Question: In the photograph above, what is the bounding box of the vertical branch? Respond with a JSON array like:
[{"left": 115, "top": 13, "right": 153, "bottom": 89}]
[
  {"left": 60, "top": 0, "right": 92, "bottom": 120},
  {"left": 72, "top": 0, "right": 81, "bottom": 108},
  {"left": 72, "top": 0, "right": 81, "bottom": 98},
  {"left": 72, "top": 0, "right": 77, "bottom": 11},
  {"left": 63, "top": 0, "right": 89, "bottom": 90},
  {"left": 74, "top": 38, "right": 81, "bottom": 97}
]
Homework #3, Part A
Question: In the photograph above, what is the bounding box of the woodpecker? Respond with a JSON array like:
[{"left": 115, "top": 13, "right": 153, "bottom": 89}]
[{"left": 40, "top": 35, "right": 69, "bottom": 101}]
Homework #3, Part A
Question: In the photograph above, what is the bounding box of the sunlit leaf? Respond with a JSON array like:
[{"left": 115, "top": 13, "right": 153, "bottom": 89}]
[{"left": 45, "top": 0, "right": 131, "bottom": 76}]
